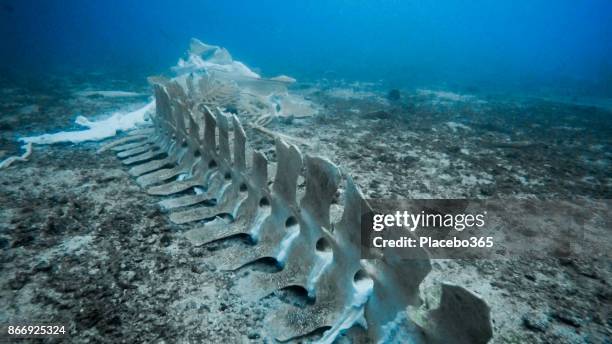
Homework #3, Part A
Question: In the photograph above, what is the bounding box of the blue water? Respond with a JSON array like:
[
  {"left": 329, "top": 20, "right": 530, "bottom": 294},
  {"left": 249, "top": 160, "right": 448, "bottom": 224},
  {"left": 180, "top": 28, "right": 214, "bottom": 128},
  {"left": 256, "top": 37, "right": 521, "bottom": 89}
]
[{"left": 1, "top": 0, "right": 611, "bottom": 95}]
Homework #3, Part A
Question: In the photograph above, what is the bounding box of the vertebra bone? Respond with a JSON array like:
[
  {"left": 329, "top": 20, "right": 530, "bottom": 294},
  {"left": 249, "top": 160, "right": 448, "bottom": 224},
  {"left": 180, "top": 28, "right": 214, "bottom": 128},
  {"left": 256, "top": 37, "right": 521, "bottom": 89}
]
[{"left": 104, "top": 75, "right": 493, "bottom": 344}]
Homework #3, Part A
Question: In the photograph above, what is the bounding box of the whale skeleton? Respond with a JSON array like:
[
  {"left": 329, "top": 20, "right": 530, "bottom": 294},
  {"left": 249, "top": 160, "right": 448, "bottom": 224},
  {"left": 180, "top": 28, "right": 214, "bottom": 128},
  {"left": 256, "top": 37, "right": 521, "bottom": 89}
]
[{"left": 101, "top": 76, "right": 493, "bottom": 343}]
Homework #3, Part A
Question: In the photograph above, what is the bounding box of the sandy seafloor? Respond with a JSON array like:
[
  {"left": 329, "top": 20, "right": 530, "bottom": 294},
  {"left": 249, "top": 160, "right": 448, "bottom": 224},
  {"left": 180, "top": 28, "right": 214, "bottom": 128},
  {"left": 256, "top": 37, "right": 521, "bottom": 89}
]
[{"left": 0, "top": 73, "right": 611, "bottom": 343}]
